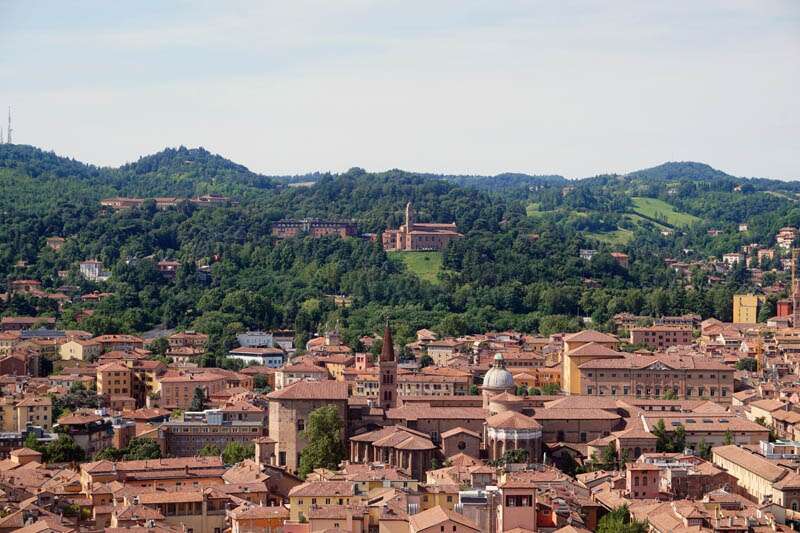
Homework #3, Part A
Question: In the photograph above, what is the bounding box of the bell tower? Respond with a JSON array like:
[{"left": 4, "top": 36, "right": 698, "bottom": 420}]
[{"left": 378, "top": 321, "right": 398, "bottom": 410}]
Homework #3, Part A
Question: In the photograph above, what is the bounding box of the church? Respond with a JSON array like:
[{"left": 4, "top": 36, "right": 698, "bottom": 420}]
[{"left": 382, "top": 202, "right": 463, "bottom": 251}]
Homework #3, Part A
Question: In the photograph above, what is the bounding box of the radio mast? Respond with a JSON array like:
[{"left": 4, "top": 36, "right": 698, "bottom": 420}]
[{"left": 6, "top": 107, "right": 11, "bottom": 144}]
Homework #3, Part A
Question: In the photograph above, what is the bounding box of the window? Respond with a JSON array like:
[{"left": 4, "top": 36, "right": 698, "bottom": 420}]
[
  {"left": 457, "top": 441, "right": 467, "bottom": 451},
  {"left": 297, "top": 420, "right": 304, "bottom": 431},
  {"left": 587, "top": 387, "right": 593, "bottom": 395},
  {"left": 580, "top": 432, "right": 587, "bottom": 442}
]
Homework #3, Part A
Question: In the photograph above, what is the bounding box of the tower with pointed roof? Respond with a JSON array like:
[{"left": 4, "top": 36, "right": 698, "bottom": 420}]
[{"left": 378, "top": 321, "right": 398, "bottom": 410}]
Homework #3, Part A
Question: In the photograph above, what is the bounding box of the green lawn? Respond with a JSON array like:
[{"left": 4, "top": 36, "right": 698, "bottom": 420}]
[
  {"left": 631, "top": 197, "right": 700, "bottom": 227},
  {"left": 588, "top": 228, "right": 634, "bottom": 245},
  {"left": 389, "top": 251, "right": 443, "bottom": 284},
  {"left": 526, "top": 202, "right": 541, "bottom": 216}
]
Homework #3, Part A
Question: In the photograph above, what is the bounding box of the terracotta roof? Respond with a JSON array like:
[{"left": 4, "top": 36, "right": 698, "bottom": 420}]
[
  {"left": 568, "top": 342, "right": 626, "bottom": 358},
  {"left": 564, "top": 330, "right": 619, "bottom": 344},
  {"left": 534, "top": 408, "right": 620, "bottom": 420},
  {"left": 486, "top": 411, "right": 542, "bottom": 430},
  {"left": 578, "top": 354, "right": 730, "bottom": 370},
  {"left": 289, "top": 480, "right": 355, "bottom": 497},
  {"left": 441, "top": 427, "right": 481, "bottom": 439},
  {"left": 712, "top": 445, "right": 786, "bottom": 482},
  {"left": 267, "top": 380, "right": 347, "bottom": 400},
  {"left": 409, "top": 505, "right": 480, "bottom": 532},
  {"left": 386, "top": 405, "right": 488, "bottom": 421}
]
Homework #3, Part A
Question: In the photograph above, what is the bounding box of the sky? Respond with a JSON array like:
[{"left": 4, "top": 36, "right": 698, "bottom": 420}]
[{"left": 0, "top": 0, "right": 798, "bottom": 179}]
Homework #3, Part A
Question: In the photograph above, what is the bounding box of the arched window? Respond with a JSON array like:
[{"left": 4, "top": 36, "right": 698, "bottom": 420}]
[{"left": 634, "top": 446, "right": 641, "bottom": 457}]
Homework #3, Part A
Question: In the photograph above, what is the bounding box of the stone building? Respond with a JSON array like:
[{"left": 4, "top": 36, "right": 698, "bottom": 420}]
[
  {"left": 267, "top": 380, "right": 348, "bottom": 474},
  {"left": 578, "top": 353, "right": 735, "bottom": 403},
  {"left": 382, "top": 203, "right": 463, "bottom": 251}
]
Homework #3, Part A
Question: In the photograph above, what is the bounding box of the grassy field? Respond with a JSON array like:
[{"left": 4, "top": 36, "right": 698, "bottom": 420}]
[
  {"left": 389, "top": 251, "right": 444, "bottom": 284},
  {"left": 631, "top": 197, "right": 700, "bottom": 227},
  {"left": 588, "top": 228, "right": 634, "bottom": 245}
]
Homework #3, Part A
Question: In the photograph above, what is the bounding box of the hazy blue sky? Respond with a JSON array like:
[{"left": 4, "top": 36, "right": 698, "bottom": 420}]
[{"left": 1, "top": 1, "right": 798, "bottom": 179}]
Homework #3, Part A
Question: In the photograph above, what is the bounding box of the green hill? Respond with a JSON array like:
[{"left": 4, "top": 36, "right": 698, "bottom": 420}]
[{"left": 631, "top": 197, "right": 701, "bottom": 227}]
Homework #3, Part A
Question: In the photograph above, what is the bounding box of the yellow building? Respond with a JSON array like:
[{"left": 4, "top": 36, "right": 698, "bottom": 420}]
[
  {"left": 288, "top": 481, "right": 361, "bottom": 522},
  {"left": 420, "top": 484, "right": 460, "bottom": 512},
  {"left": 561, "top": 330, "right": 623, "bottom": 395},
  {"left": 0, "top": 396, "right": 53, "bottom": 431},
  {"left": 59, "top": 339, "right": 101, "bottom": 361},
  {"left": 733, "top": 294, "right": 766, "bottom": 324}
]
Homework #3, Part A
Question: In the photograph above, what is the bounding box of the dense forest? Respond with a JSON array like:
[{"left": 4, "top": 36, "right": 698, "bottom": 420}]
[{"left": 1, "top": 144, "right": 798, "bottom": 365}]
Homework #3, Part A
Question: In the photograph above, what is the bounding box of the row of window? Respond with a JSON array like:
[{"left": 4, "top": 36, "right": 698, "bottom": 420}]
[
  {"left": 587, "top": 372, "right": 723, "bottom": 379},
  {"left": 587, "top": 386, "right": 729, "bottom": 397}
]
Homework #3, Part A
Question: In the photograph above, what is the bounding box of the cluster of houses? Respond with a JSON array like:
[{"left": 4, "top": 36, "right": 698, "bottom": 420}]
[{"left": 2, "top": 302, "right": 800, "bottom": 532}]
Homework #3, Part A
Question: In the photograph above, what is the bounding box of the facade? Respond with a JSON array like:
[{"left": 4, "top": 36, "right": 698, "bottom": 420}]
[
  {"left": 578, "top": 354, "right": 735, "bottom": 403},
  {"left": 159, "top": 372, "right": 227, "bottom": 410},
  {"left": 733, "top": 294, "right": 766, "bottom": 324},
  {"left": 485, "top": 410, "right": 543, "bottom": 463},
  {"left": 59, "top": 339, "right": 101, "bottom": 361},
  {"left": 378, "top": 323, "right": 398, "bottom": 410},
  {"left": 628, "top": 325, "right": 693, "bottom": 350},
  {"left": 350, "top": 425, "right": 436, "bottom": 482},
  {"left": 271, "top": 219, "right": 357, "bottom": 239},
  {"left": 96, "top": 362, "right": 132, "bottom": 398},
  {"left": 160, "top": 409, "right": 265, "bottom": 456},
  {"left": 712, "top": 444, "right": 800, "bottom": 508},
  {"left": 0, "top": 395, "right": 53, "bottom": 431},
  {"left": 79, "top": 259, "right": 111, "bottom": 281},
  {"left": 227, "top": 346, "right": 285, "bottom": 368},
  {"left": 267, "top": 380, "right": 348, "bottom": 474},
  {"left": 382, "top": 203, "right": 463, "bottom": 252},
  {"left": 561, "top": 330, "right": 623, "bottom": 395},
  {"left": 777, "top": 227, "right": 799, "bottom": 249}
]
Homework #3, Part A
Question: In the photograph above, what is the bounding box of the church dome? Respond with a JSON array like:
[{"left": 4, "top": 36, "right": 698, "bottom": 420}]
[{"left": 482, "top": 353, "right": 515, "bottom": 391}]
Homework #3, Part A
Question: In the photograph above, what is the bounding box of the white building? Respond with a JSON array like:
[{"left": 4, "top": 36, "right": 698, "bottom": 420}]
[{"left": 79, "top": 260, "right": 111, "bottom": 282}]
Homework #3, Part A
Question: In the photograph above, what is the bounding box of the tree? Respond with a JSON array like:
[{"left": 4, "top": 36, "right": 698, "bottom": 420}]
[
  {"left": 23, "top": 432, "right": 42, "bottom": 452},
  {"left": 662, "top": 388, "right": 677, "bottom": 400},
  {"left": 150, "top": 337, "right": 170, "bottom": 356},
  {"left": 190, "top": 388, "right": 207, "bottom": 411},
  {"left": 515, "top": 385, "right": 528, "bottom": 396},
  {"left": 696, "top": 438, "right": 712, "bottom": 460},
  {"left": 124, "top": 438, "right": 162, "bottom": 460},
  {"left": 540, "top": 383, "right": 560, "bottom": 395},
  {"left": 42, "top": 435, "right": 85, "bottom": 464},
  {"left": 298, "top": 405, "right": 345, "bottom": 479},
  {"left": 222, "top": 442, "right": 255, "bottom": 464},
  {"left": 600, "top": 443, "right": 618, "bottom": 470},
  {"left": 554, "top": 452, "right": 578, "bottom": 477},
  {"left": 502, "top": 448, "right": 529, "bottom": 464},
  {"left": 528, "top": 387, "right": 541, "bottom": 396},
  {"left": 199, "top": 444, "right": 222, "bottom": 456},
  {"left": 419, "top": 355, "right": 434, "bottom": 368},
  {"left": 723, "top": 430, "right": 734, "bottom": 445},
  {"left": 597, "top": 505, "right": 648, "bottom": 533},
  {"left": 253, "top": 374, "right": 268, "bottom": 391},
  {"left": 736, "top": 357, "right": 757, "bottom": 372},
  {"left": 469, "top": 384, "right": 479, "bottom": 395}
]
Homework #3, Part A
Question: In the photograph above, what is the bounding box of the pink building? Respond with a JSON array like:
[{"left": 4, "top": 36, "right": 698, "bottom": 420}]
[{"left": 627, "top": 463, "right": 660, "bottom": 499}]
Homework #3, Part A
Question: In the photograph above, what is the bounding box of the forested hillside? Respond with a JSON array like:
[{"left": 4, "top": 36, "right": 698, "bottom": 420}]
[{"left": 1, "top": 144, "right": 799, "bottom": 364}]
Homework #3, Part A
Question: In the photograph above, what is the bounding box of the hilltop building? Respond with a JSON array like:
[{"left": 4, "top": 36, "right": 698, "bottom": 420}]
[{"left": 382, "top": 203, "right": 463, "bottom": 251}]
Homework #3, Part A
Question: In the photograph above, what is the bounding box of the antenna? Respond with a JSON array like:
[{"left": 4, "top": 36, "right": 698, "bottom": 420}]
[
  {"left": 6, "top": 107, "right": 11, "bottom": 144},
  {"left": 0, "top": 127, "right": 3, "bottom": 144}
]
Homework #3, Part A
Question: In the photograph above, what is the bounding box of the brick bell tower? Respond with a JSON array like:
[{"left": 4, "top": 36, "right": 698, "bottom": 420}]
[{"left": 378, "top": 321, "right": 398, "bottom": 410}]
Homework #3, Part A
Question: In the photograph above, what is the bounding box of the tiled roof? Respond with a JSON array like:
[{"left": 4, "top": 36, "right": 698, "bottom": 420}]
[
  {"left": 564, "top": 330, "right": 618, "bottom": 344},
  {"left": 486, "top": 411, "right": 542, "bottom": 430},
  {"left": 288, "top": 480, "right": 355, "bottom": 497},
  {"left": 534, "top": 408, "right": 620, "bottom": 420},
  {"left": 266, "top": 380, "right": 347, "bottom": 400},
  {"left": 712, "top": 445, "right": 786, "bottom": 482},
  {"left": 409, "top": 505, "right": 480, "bottom": 532}
]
